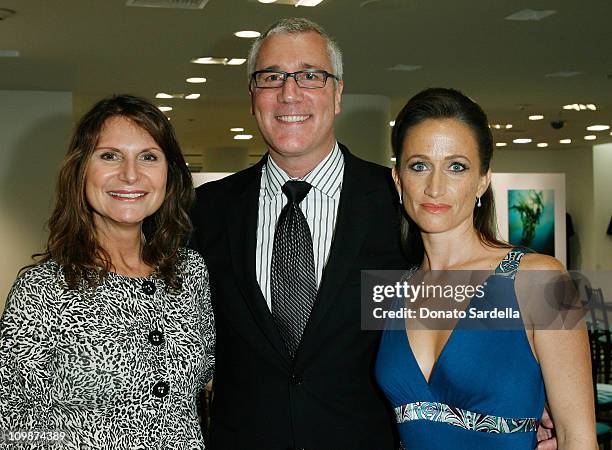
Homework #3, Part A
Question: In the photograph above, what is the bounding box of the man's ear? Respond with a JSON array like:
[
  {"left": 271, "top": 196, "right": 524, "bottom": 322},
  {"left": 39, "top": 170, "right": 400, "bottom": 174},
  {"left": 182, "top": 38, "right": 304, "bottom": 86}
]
[{"left": 334, "top": 80, "right": 344, "bottom": 115}]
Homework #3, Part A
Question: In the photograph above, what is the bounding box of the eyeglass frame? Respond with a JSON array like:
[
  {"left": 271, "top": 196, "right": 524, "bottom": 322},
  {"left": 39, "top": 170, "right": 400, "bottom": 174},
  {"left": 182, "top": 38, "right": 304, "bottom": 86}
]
[{"left": 250, "top": 69, "right": 340, "bottom": 89}]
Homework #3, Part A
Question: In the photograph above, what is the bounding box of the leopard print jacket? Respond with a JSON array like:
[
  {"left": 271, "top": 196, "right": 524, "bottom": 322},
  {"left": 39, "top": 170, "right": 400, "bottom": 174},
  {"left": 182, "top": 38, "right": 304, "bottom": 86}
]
[{"left": 0, "top": 248, "right": 214, "bottom": 449}]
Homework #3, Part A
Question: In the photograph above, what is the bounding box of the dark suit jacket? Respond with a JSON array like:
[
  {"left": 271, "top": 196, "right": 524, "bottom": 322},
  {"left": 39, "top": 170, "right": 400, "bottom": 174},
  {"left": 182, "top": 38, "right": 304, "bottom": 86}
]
[{"left": 191, "top": 144, "right": 409, "bottom": 450}]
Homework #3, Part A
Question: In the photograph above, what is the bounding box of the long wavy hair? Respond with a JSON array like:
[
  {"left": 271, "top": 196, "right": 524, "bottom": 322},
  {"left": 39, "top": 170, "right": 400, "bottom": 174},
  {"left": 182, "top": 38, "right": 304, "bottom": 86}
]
[
  {"left": 391, "top": 88, "right": 508, "bottom": 261},
  {"left": 35, "top": 94, "right": 194, "bottom": 290}
]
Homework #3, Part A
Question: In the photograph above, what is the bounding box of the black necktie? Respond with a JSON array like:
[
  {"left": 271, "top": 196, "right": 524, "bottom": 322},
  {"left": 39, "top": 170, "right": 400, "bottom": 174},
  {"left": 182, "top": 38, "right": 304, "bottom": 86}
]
[{"left": 271, "top": 180, "right": 317, "bottom": 358}]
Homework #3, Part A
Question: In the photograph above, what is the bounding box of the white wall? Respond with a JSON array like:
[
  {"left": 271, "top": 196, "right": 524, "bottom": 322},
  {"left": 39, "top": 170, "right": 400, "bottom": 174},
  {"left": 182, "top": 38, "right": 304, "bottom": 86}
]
[
  {"left": 492, "top": 147, "right": 594, "bottom": 270},
  {"left": 0, "top": 90, "right": 73, "bottom": 308},
  {"left": 593, "top": 144, "right": 612, "bottom": 270}
]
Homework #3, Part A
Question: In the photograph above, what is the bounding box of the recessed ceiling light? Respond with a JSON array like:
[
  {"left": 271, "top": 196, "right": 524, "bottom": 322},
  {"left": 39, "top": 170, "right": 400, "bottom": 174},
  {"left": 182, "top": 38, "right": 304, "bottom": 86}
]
[
  {"left": 586, "top": 125, "right": 610, "bottom": 131},
  {"left": 258, "top": 0, "right": 277, "bottom": 3},
  {"left": 584, "top": 135, "right": 597, "bottom": 141},
  {"left": 295, "top": 0, "right": 325, "bottom": 6},
  {"left": 389, "top": 121, "right": 395, "bottom": 127},
  {"left": 191, "top": 57, "right": 246, "bottom": 65},
  {"left": 563, "top": 103, "right": 595, "bottom": 111},
  {"left": 491, "top": 123, "right": 512, "bottom": 129},
  {"left": 390, "top": 157, "right": 396, "bottom": 162},
  {"left": 192, "top": 57, "right": 214, "bottom": 64},
  {"left": 158, "top": 106, "right": 173, "bottom": 112},
  {"left": 513, "top": 138, "right": 532, "bottom": 144},
  {"left": 155, "top": 93, "right": 174, "bottom": 99},
  {"left": 186, "top": 77, "right": 207, "bottom": 83},
  {"left": 496, "top": 142, "right": 507, "bottom": 147},
  {"left": 234, "top": 31, "right": 261, "bottom": 38},
  {"left": 537, "top": 143, "right": 549, "bottom": 148},
  {"left": 560, "top": 139, "right": 571, "bottom": 144},
  {"left": 529, "top": 115, "right": 544, "bottom": 121},
  {"left": 505, "top": 9, "right": 556, "bottom": 21},
  {"left": 234, "top": 134, "right": 253, "bottom": 140},
  {"left": 230, "top": 127, "right": 245, "bottom": 132},
  {"left": 185, "top": 93, "right": 200, "bottom": 100},
  {"left": 191, "top": 57, "right": 227, "bottom": 65}
]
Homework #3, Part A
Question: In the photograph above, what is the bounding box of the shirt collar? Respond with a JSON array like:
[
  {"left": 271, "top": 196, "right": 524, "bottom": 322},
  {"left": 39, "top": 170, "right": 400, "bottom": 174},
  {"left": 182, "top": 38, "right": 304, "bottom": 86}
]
[{"left": 262, "top": 142, "right": 344, "bottom": 198}]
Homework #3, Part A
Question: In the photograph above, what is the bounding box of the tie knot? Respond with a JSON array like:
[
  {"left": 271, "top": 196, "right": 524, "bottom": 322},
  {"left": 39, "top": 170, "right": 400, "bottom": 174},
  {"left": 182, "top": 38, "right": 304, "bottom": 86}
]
[{"left": 282, "top": 180, "right": 312, "bottom": 205}]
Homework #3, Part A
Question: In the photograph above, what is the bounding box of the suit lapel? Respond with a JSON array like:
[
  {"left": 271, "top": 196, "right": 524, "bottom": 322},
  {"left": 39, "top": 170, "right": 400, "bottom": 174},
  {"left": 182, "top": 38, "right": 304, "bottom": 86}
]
[
  {"left": 225, "top": 157, "right": 291, "bottom": 364},
  {"left": 300, "top": 147, "right": 380, "bottom": 344}
]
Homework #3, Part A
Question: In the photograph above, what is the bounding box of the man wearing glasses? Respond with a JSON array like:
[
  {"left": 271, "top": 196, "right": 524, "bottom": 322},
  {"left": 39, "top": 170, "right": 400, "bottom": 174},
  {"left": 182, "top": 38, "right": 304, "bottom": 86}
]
[
  {"left": 192, "top": 17, "right": 400, "bottom": 449},
  {"left": 192, "top": 16, "right": 558, "bottom": 450}
]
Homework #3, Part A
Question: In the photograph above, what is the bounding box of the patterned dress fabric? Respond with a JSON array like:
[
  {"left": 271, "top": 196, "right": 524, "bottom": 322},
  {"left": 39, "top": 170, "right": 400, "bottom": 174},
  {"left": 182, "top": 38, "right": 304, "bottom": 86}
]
[
  {"left": 394, "top": 401, "right": 538, "bottom": 433},
  {"left": 271, "top": 180, "right": 317, "bottom": 358},
  {"left": 0, "top": 248, "right": 214, "bottom": 450},
  {"left": 375, "top": 248, "right": 545, "bottom": 449}
]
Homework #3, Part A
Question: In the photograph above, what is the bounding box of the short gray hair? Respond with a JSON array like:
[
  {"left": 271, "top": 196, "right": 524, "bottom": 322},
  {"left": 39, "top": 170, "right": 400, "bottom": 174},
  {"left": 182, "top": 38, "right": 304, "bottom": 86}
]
[{"left": 247, "top": 17, "right": 343, "bottom": 84}]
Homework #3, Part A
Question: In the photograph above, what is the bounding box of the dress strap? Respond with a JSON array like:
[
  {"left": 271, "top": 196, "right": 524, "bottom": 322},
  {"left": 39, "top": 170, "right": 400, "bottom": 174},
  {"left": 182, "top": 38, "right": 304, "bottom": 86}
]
[
  {"left": 494, "top": 247, "right": 533, "bottom": 280},
  {"left": 394, "top": 401, "right": 539, "bottom": 433}
]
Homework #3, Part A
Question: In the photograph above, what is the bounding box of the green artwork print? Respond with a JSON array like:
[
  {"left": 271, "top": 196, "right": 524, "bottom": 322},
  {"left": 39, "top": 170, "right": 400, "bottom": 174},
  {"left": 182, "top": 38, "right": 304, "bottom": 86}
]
[{"left": 508, "top": 189, "right": 555, "bottom": 256}]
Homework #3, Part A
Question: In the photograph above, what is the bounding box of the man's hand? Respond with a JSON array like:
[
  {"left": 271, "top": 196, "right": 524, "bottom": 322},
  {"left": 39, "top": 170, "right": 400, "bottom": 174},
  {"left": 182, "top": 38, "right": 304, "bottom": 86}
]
[{"left": 536, "top": 407, "right": 557, "bottom": 450}]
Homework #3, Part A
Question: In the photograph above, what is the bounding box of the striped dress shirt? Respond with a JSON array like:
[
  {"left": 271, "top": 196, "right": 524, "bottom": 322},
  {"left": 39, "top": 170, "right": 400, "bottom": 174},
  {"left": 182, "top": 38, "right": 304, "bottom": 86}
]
[{"left": 256, "top": 143, "right": 345, "bottom": 309}]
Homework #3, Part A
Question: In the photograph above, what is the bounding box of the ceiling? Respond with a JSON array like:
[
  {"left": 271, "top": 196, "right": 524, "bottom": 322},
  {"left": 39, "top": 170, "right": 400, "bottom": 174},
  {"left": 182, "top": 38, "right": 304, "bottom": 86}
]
[{"left": 1, "top": 0, "right": 611, "bottom": 167}]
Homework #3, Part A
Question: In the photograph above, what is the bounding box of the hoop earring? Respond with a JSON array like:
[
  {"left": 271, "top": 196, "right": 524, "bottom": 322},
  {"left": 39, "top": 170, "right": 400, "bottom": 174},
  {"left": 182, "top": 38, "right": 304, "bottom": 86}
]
[{"left": 476, "top": 196, "right": 482, "bottom": 208}]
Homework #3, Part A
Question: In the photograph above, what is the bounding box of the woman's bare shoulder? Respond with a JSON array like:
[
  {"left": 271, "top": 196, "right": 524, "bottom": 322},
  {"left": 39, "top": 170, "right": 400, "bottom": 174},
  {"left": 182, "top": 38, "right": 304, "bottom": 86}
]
[{"left": 519, "top": 252, "right": 565, "bottom": 271}]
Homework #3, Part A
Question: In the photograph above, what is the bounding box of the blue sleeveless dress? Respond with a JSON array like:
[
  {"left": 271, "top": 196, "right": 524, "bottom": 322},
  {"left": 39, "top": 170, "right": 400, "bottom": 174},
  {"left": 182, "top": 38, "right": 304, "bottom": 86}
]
[{"left": 375, "top": 248, "right": 545, "bottom": 449}]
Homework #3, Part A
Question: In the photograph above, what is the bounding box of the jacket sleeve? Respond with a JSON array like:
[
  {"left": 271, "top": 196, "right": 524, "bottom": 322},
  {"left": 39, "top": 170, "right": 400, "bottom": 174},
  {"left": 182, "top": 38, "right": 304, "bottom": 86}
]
[
  {"left": 196, "top": 257, "right": 215, "bottom": 385},
  {"left": 0, "top": 269, "right": 58, "bottom": 434}
]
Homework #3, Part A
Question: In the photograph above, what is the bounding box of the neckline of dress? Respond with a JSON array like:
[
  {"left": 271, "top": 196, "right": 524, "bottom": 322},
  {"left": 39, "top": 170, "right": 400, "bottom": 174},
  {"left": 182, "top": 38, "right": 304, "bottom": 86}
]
[{"left": 402, "top": 247, "right": 521, "bottom": 386}]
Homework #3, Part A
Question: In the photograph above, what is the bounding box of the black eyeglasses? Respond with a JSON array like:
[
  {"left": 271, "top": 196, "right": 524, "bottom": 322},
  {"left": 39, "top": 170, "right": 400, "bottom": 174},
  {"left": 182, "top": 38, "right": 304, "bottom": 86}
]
[{"left": 250, "top": 69, "right": 339, "bottom": 89}]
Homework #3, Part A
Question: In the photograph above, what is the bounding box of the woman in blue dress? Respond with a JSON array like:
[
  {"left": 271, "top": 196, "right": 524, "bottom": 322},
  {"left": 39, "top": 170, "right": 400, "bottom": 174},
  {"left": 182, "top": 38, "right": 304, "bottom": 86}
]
[{"left": 375, "top": 88, "right": 596, "bottom": 449}]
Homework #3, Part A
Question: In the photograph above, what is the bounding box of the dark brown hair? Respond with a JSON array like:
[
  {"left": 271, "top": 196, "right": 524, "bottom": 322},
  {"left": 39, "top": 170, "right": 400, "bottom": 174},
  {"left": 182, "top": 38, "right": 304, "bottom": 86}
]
[
  {"left": 35, "top": 94, "right": 194, "bottom": 290},
  {"left": 391, "top": 87, "right": 507, "bottom": 260}
]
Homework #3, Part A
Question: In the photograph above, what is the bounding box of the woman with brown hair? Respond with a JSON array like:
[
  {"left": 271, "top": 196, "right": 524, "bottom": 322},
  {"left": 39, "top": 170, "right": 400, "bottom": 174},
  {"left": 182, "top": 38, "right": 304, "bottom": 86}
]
[
  {"left": 375, "top": 88, "right": 595, "bottom": 449},
  {"left": 0, "top": 95, "right": 214, "bottom": 449}
]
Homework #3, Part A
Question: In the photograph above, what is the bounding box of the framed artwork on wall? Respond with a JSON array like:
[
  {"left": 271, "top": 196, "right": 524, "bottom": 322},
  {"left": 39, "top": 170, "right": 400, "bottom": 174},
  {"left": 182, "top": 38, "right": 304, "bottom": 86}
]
[{"left": 491, "top": 173, "right": 566, "bottom": 267}]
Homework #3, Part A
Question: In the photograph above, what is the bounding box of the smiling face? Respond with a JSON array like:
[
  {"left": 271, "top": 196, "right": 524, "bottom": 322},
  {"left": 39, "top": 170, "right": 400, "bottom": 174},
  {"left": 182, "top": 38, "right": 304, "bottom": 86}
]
[
  {"left": 392, "top": 118, "right": 490, "bottom": 235},
  {"left": 250, "top": 31, "right": 343, "bottom": 171},
  {"left": 85, "top": 116, "right": 167, "bottom": 234}
]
